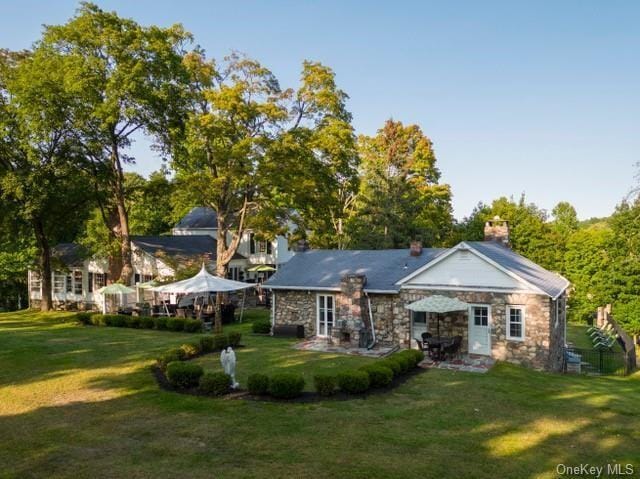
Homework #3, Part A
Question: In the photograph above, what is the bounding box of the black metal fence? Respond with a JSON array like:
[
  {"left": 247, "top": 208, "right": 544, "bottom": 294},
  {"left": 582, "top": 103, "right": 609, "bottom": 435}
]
[{"left": 565, "top": 347, "right": 632, "bottom": 376}]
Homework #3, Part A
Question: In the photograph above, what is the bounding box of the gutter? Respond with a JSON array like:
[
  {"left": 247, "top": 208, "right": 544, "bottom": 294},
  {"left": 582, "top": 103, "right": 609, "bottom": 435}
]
[{"left": 364, "top": 291, "right": 377, "bottom": 350}]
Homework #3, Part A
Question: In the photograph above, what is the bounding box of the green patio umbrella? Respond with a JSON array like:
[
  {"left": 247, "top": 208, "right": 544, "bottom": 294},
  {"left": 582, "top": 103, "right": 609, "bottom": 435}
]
[
  {"left": 97, "top": 283, "right": 135, "bottom": 314},
  {"left": 247, "top": 265, "right": 276, "bottom": 272},
  {"left": 405, "top": 295, "right": 469, "bottom": 339}
]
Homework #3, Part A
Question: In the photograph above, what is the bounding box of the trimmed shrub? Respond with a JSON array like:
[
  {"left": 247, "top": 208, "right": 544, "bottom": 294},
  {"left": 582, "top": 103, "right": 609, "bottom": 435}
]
[
  {"left": 378, "top": 359, "right": 401, "bottom": 377},
  {"left": 104, "top": 314, "right": 127, "bottom": 327},
  {"left": 227, "top": 331, "right": 242, "bottom": 348},
  {"left": 213, "top": 333, "right": 228, "bottom": 351},
  {"left": 166, "top": 318, "right": 185, "bottom": 332},
  {"left": 199, "top": 372, "right": 231, "bottom": 396},
  {"left": 269, "top": 372, "right": 305, "bottom": 399},
  {"left": 157, "top": 348, "right": 183, "bottom": 370},
  {"left": 166, "top": 361, "right": 204, "bottom": 389},
  {"left": 154, "top": 316, "right": 169, "bottom": 330},
  {"left": 248, "top": 373, "right": 270, "bottom": 395},
  {"left": 405, "top": 349, "right": 424, "bottom": 367},
  {"left": 389, "top": 354, "right": 411, "bottom": 374},
  {"left": 140, "top": 316, "right": 155, "bottom": 329},
  {"left": 393, "top": 349, "right": 423, "bottom": 369},
  {"left": 179, "top": 342, "right": 201, "bottom": 359},
  {"left": 76, "top": 312, "right": 93, "bottom": 325},
  {"left": 200, "top": 335, "right": 215, "bottom": 353},
  {"left": 313, "top": 374, "right": 337, "bottom": 396},
  {"left": 252, "top": 319, "right": 271, "bottom": 334},
  {"left": 183, "top": 319, "right": 203, "bottom": 333},
  {"left": 337, "top": 370, "right": 370, "bottom": 394},
  {"left": 360, "top": 364, "right": 393, "bottom": 388},
  {"left": 90, "top": 314, "right": 106, "bottom": 326},
  {"left": 126, "top": 316, "right": 141, "bottom": 329}
]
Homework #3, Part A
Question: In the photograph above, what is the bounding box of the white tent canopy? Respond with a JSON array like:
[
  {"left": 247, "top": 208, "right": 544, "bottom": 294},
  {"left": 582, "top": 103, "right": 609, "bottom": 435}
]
[
  {"left": 150, "top": 265, "right": 255, "bottom": 294},
  {"left": 405, "top": 295, "right": 469, "bottom": 313}
]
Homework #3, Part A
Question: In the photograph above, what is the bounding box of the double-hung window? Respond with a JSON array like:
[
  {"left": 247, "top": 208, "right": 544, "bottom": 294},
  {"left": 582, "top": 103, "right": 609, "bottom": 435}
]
[
  {"left": 74, "top": 271, "right": 83, "bottom": 295},
  {"left": 506, "top": 306, "right": 525, "bottom": 341}
]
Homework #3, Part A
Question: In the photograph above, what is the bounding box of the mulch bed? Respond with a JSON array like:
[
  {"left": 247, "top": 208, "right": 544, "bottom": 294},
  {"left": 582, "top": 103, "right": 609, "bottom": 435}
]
[{"left": 152, "top": 362, "right": 428, "bottom": 403}]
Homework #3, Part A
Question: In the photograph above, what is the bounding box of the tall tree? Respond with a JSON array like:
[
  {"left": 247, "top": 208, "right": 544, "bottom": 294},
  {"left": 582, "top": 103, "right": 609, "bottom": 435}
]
[
  {"left": 40, "top": 2, "right": 191, "bottom": 283},
  {"left": 172, "top": 52, "right": 356, "bottom": 331},
  {"left": 348, "top": 119, "right": 453, "bottom": 249},
  {"left": 0, "top": 48, "right": 91, "bottom": 310}
]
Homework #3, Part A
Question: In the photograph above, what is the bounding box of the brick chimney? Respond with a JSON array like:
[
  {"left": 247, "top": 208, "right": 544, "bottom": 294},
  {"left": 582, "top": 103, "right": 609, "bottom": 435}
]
[
  {"left": 484, "top": 216, "right": 510, "bottom": 247},
  {"left": 410, "top": 241, "right": 423, "bottom": 256}
]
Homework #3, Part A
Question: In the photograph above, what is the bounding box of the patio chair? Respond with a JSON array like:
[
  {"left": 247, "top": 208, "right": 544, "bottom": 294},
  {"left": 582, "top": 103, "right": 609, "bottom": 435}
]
[
  {"left": 415, "top": 338, "right": 425, "bottom": 352},
  {"left": 442, "top": 335, "right": 463, "bottom": 360}
]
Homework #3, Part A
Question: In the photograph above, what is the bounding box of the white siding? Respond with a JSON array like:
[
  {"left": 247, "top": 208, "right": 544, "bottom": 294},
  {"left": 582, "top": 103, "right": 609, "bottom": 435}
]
[{"left": 405, "top": 249, "right": 528, "bottom": 290}]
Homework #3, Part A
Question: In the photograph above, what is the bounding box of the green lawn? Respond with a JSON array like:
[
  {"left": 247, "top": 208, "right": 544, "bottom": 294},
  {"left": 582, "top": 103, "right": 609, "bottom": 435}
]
[
  {"left": 1, "top": 310, "right": 639, "bottom": 478},
  {"left": 191, "top": 328, "right": 374, "bottom": 391}
]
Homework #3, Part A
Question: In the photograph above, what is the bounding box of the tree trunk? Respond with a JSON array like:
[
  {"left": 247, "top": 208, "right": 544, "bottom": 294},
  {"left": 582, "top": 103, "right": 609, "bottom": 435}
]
[
  {"left": 110, "top": 145, "right": 133, "bottom": 284},
  {"left": 214, "top": 219, "right": 229, "bottom": 334},
  {"left": 33, "top": 219, "right": 52, "bottom": 312}
]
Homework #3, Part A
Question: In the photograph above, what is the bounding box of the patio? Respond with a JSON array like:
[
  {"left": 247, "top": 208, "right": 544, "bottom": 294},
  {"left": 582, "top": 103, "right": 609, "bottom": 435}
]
[
  {"left": 293, "top": 339, "right": 399, "bottom": 358},
  {"left": 419, "top": 355, "right": 495, "bottom": 373}
]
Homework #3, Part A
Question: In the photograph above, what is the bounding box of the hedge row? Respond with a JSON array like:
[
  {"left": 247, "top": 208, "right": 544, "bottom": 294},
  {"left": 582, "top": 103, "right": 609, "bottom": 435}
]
[
  {"left": 247, "top": 372, "right": 305, "bottom": 399},
  {"left": 245, "top": 349, "right": 424, "bottom": 400},
  {"left": 77, "top": 312, "right": 202, "bottom": 333},
  {"left": 313, "top": 349, "right": 423, "bottom": 397}
]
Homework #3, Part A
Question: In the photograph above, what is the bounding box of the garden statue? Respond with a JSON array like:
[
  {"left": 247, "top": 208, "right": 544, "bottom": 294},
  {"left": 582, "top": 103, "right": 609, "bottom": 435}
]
[{"left": 220, "top": 347, "right": 240, "bottom": 389}]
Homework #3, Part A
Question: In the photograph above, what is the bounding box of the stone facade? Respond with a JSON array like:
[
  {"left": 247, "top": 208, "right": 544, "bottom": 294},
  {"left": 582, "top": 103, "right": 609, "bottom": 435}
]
[
  {"left": 272, "top": 286, "right": 567, "bottom": 371},
  {"left": 272, "top": 290, "right": 318, "bottom": 337},
  {"left": 332, "top": 274, "right": 367, "bottom": 346}
]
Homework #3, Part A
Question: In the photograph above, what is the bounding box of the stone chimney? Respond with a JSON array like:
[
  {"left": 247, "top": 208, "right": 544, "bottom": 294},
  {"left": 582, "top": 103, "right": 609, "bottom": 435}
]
[
  {"left": 333, "top": 274, "right": 367, "bottom": 346},
  {"left": 484, "top": 216, "right": 510, "bottom": 247},
  {"left": 410, "top": 241, "right": 423, "bottom": 256},
  {"left": 295, "top": 239, "right": 309, "bottom": 252}
]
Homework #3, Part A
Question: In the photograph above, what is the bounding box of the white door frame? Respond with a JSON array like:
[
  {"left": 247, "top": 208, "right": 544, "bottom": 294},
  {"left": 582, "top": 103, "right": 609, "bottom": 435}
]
[
  {"left": 468, "top": 304, "right": 491, "bottom": 355},
  {"left": 316, "top": 293, "right": 335, "bottom": 338}
]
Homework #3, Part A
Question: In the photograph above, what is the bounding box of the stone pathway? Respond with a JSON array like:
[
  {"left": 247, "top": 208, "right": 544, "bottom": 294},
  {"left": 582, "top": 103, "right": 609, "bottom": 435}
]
[
  {"left": 419, "top": 355, "right": 495, "bottom": 373},
  {"left": 293, "top": 340, "right": 398, "bottom": 358}
]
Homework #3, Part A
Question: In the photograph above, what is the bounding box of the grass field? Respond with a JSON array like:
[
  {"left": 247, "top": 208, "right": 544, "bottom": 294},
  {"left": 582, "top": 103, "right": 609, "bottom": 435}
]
[{"left": 1, "top": 310, "right": 639, "bottom": 478}]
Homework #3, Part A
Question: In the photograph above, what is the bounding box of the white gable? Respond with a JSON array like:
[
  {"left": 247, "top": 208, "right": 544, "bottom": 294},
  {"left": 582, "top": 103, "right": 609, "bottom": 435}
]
[{"left": 403, "top": 249, "right": 530, "bottom": 290}]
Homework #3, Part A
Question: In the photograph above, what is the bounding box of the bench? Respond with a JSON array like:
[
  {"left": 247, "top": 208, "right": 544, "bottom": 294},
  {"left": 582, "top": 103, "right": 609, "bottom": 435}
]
[{"left": 272, "top": 324, "right": 305, "bottom": 338}]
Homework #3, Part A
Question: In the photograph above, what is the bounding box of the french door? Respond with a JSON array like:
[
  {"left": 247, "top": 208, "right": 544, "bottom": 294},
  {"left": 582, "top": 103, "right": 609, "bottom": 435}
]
[{"left": 317, "top": 294, "right": 335, "bottom": 337}]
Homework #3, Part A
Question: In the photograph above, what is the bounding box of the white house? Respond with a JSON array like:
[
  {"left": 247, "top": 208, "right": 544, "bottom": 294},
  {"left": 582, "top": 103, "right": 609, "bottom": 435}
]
[
  {"left": 172, "top": 207, "right": 294, "bottom": 281},
  {"left": 28, "top": 207, "right": 293, "bottom": 310}
]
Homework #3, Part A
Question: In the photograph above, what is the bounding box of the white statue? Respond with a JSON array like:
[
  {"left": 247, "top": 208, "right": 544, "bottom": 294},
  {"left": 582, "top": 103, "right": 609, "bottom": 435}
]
[{"left": 220, "top": 347, "right": 240, "bottom": 389}]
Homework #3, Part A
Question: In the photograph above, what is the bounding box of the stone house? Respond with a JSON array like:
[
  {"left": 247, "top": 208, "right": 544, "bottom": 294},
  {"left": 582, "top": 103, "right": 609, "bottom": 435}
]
[{"left": 264, "top": 218, "right": 570, "bottom": 371}]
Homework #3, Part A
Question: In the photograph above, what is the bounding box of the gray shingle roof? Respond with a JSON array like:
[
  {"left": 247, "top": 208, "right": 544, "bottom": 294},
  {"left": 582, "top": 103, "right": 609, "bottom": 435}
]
[
  {"left": 175, "top": 207, "right": 218, "bottom": 229},
  {"left": 132, "top": 235, "right": 246, "bottom": 261},
  {"left": 264, "top": 248, "right": 447, "bottom": 292},
  {"left": 465, "top": 241, "right": 569, "bottom": 298},
  {"left": 51, "top": 243, "right": 88, "bottom": 267},
  {"left": 264, "top": 242, "right": 570, "bottom": 298}
]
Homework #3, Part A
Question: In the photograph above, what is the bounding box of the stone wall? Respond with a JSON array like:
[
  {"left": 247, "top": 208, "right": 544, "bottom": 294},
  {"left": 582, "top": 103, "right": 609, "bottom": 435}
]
[
  {"left": 272, "top": 286, "right": 563, "bottom": 371},
  {"left": 401, "top": 289, "right": 558, "bottom": 370},
  {"left": 273, "top": 290, "right": 317, "bottom": 337}
]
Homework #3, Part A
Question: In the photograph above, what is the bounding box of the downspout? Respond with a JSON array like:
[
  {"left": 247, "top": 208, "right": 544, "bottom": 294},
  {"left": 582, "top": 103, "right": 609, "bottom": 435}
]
[
  {"left": 365, "top": 292, "right": 377, "bottom": 350},
  {"left": 271, "top": 291, "right": 276, "bottom": 335}
]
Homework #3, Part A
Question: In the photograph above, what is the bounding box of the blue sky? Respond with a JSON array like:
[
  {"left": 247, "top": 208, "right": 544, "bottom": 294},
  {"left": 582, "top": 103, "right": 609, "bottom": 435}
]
[{"left": 2, "top": 1, "right": 639, "bottom": 220}]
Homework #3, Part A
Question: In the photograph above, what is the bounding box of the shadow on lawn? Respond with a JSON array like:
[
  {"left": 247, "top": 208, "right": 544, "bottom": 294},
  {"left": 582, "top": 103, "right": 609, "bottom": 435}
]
[{"left": 2, "top": 312, "right": 639, "bottom": 478}]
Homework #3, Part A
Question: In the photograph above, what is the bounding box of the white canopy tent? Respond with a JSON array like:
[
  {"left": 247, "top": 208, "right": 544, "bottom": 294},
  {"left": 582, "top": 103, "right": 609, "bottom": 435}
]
[{"left": 150, "top": 265, "right": 255, "bottom": 321}]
